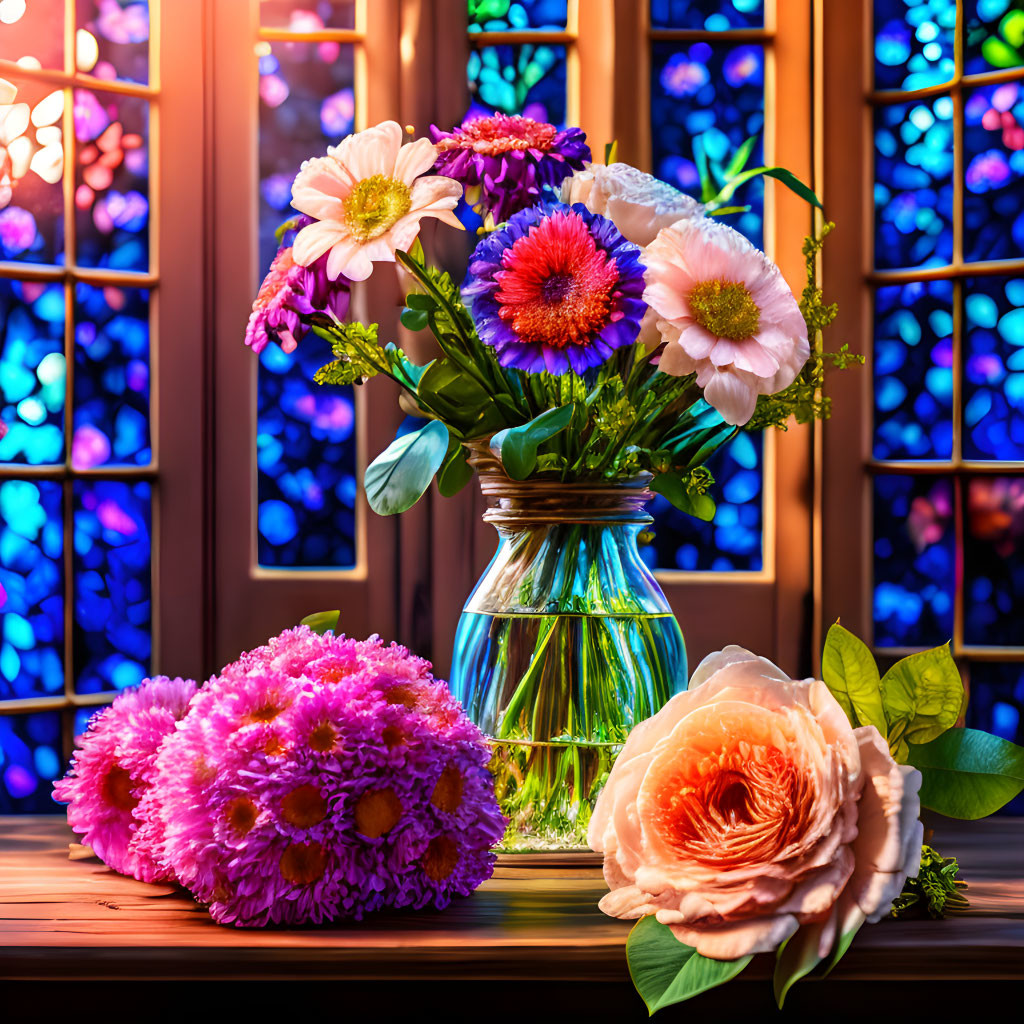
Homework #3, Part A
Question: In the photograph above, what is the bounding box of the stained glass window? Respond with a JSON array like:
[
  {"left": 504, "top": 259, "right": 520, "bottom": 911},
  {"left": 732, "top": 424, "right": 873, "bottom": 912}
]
[
  {"left": 0, "top": 0, "right": 154, "bottom": 812},
  {"left": 645, "top": 3, "right": 769, "bottom": 572},
  {"left": 255, "top": 7, "right": 359, "bottom": 568},
  {"left": 871, "top": 3, "right": 1024, "bottom": 806}
]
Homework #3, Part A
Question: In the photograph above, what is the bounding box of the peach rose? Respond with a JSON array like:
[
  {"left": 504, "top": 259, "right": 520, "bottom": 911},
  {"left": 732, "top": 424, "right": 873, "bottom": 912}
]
[{"left": 589, "top": 646, "right": 923, "bottom": 961}]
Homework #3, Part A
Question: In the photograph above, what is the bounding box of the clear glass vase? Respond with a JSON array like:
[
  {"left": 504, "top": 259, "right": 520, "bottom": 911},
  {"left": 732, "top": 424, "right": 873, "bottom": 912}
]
[{"left": 450, "top": 445, "right": 688, "bottom": 852}]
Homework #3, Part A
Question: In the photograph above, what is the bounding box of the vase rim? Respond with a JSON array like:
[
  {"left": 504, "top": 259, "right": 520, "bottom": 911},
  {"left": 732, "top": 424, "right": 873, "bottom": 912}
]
[{"left": 462, "top": 440, "right": 654, "bottom": 525}]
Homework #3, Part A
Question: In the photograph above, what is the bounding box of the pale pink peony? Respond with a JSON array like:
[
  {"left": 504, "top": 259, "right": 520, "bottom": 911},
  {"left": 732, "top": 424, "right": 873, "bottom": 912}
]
[
  {"left": 642, "top": 218, "right": 809, "bottom": 426},
  {"left": 560, "top": 162, "right": 705, "bottom": 247},
  {"left": 589, "top": 646, "right": 922, "bottom": 962},
  {"left": 290, "top": 120, "right": 463, "bottom": 283}
]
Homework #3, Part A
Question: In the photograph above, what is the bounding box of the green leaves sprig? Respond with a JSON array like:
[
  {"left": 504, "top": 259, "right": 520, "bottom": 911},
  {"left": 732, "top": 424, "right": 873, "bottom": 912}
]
[
  {"left": 821, "top": 622, "right": 1024, "bottom": 818},
  {"left": 891, "top": 845, "right": 969, "bottom": 919}
]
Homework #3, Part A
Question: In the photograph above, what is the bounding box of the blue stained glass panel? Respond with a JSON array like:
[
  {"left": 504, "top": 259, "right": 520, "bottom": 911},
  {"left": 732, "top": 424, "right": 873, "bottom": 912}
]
[
  {"left": 0, "top": 711, "right": 62, "bottom": 814},
  {"left": 76, "top": 0, "right": 150, "bottom": 85},
  {"left": 469, "top": 44, "right": 567, "bottom": 126},
  {"left": 963, "top": 276, "right": 1024, "bottom": 460},
  {"left": 874, "top": 97, "right": 954, "bottom": 269},
  {"left": 650, "top": 0, "right": 764, "bottom": 29},
  {"left": 873, "top": 279, "right": 954, "bottom": 459},
  {"left": 964, "top": 83, "right": 1024, "bottom": 262},
  {"left": 257, "top": 40, "right": 358, "bottom": 568},
  {"left": 0, "top": 480, "right": 63, "bottom": 700},
  {"left": 468, "top": 0, "right": 568, "bottom": 31},
  {"left": 873, "top": 475, "right": 955, "bottom": 646},
  {"left": 0, "top": 278, "right": 65, "bottom": 466},
  {"left": 73, "top": 283, "right": 150, "bottom": 469},
  {"left": 651, "top": 41, "right": 765, "bottom": 248},
  {"left": 0, "top": 74, "right": 65, "bottom": 266},
  {"left": 964, "top": 476, "right": 1024, "bottom": 645},
  {"left": 73, "top": 479, "right": 151, "bottom": 694},
  {"left": 965, "top": 0, "right": 1024, "bottom": 74},
  {"left": 873, "top": 0, "right": 957, "bottom": 91},
  {"left": 645, "top": 432, "right": 763, "bottom": 573},
  {"left": 257, "top": 337, "right": 357, "bottom": 568},
  {"left": 966, "top": 662, "right": 1024, "bottom": 812},
  {"left": 258, "top": 41, "right": 355, "bottom": 270},
  {"left": 74, "top": 90, "right": 149, "bottom": 273}
]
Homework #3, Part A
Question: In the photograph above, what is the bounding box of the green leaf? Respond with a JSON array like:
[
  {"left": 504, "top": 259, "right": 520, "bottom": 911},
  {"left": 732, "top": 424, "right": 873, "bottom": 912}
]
[
  {"left": 725, "top": 134, "right": 758, "bottom": 178},
  {"left": 694, "top": 136, "right": 717, "bottom": 204},
  {"left": 404, "top": 292, "right": 435, "bottom": 310},
  {"left": 490, "top": 405, "right": 574, "bottom": 480},
  {"left": 707, "top": 204, "right": 751, "bottom": 217},
  {"left": 400, "top": 307, "right": 430, "bottom": 331},
  {"left": 880, "top": 644, "right": 964, "bottom": 760},
  {"left": 383, "top": 343, "right": 431, "bottom": 390},
  {"left": 650, "top": 472, "right": 716, "bottom": 521},
  {"left": 627, "top": 916, "right": 752, "bottom": 1015},
  {"left": 604, "top": 139, "right": 618, "bottom": 165},
  {"left": 906, "top": 727, "right": 1024, "bottom": 819},
  {"left": 437, "top": 442, "right": 473, "bottom": 497},
  {"left": 364, "top": 420, "right": 449, "bottom": 516},
  {"left": 821, "top": 622, "right": 887, "bottom": 736},
  {"left": 300, "top": 610, "right": 340, "bottom": 635},
  {"left": 416, "top": 359, "right": 507, "bottom": 434},
  {"left": 772, "top": 929, "right": 823, "bottom": 1009},
  {"left": 712, "top": 166, "right": 823, "bottom": 210}
]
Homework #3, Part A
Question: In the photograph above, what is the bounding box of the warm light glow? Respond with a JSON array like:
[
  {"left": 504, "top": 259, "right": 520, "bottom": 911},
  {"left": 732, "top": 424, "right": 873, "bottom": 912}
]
[
  {"left": 0, "top": 0, "right": 27, "bottom": 26},
  {"left": 254, "top": 41, "right": 271, "bottom": 57},
  {"left": 31, "top": 90, "right": 64, "bottom": 128},
  {"left": 15, "top": 56, "right": 41, "bottom": 71},
  {"left": 8, "top": 135, "right": 31, "bottom": 177},
  {"left": 30, "top": 144, "right": 62, "bottom": 183},
  {"left": 35, "top": 125, "right": 60, "bottom": 146},
  {"left": 76, "top": 29, "right": 99, "bottom": 73},
  {"left": 0, "top": 78, "right": 15, "bottom": 104}
]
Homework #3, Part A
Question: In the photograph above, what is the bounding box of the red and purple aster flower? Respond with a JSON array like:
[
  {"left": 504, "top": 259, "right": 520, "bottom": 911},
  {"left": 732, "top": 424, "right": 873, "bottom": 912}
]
[
  {"left": 245, "top": 237, "right": 350, "bottom": 357},
  {"left": 52, "top": 675, "right": 197, "bottom": 882},
  {"left": 430, "top": 112, "right": 590, "bottom": 224},
  {"left": 140, "top": 626, "right": 504, "bottom": 927},
  {"left": 463, "top": 201, "right": 647, "bottom": 374}
]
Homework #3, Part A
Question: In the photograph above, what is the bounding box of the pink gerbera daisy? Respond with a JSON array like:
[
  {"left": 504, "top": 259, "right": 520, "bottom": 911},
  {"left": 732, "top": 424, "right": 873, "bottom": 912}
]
[
  {"left": 290, "top": 120, "right": 463, "bottom": 283},
  {"left": 643, "top": 218, "right": 810, "bottom": 426},
  {"left": 52, "top": 676, "right": 197, "bottom": 882}
]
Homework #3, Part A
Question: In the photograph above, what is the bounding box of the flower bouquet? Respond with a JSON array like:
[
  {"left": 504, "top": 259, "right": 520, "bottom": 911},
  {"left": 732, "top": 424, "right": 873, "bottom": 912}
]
[{"left": 246, "top": 113, "right": 855, "bottom": 849}]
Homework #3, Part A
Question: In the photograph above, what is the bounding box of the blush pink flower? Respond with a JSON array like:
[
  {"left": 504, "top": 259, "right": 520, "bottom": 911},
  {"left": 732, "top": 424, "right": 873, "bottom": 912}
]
[
  {"left": 642, "top": 218, "right": 810, "bottom": 426},
  {"left": 290, "top": 120, "right": 463, "bottom": 283},
  {"left": 589, "top": 646, "right": 923, "bottom": 962}
]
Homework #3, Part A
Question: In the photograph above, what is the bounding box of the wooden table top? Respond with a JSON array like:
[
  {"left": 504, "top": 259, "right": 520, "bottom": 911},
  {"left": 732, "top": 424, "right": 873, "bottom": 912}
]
[{"left": 1, "top": 816, "right": 1023, "bottom": 989}]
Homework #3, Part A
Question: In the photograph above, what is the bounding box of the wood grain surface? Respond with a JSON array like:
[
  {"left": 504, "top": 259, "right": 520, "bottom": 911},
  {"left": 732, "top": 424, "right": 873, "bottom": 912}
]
[{"left": 0, "top": 815, "right": 1022, "bottom": 1015}]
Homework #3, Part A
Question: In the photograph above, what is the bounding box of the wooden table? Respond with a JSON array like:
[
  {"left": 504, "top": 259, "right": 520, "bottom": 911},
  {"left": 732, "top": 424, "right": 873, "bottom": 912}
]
[{"left": 1, "top": 816, "right": 1023, "bottom": 1019}]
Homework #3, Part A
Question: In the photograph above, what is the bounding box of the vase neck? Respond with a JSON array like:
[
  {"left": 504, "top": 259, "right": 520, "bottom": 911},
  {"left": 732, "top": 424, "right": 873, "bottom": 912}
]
[{"left": 465, "top": 443, "right": 653, "bottom": 526}]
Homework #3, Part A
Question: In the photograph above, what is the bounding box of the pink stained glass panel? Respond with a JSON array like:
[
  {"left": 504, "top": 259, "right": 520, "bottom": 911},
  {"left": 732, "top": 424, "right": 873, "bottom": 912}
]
[
  {"left": 73, "top": 89, "right": 148, "bottom": 272},
  {"left": 75, "top": 1, "right": 149, "bottom": 85},
  {"left": 259, "top": 1, "right": 356, "bottom": 30},
  {"left": 0, "top": 76, "right": 65, "bottom": 266}
]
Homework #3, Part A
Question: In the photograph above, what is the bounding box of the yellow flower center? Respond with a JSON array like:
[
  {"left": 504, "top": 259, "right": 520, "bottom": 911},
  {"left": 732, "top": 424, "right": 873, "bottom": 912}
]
[
  {"left": 343, "top": 173, "right": 413, "bottom": 241},
  {"left": 687, "top": 279, "right": 761, "bottom": 341}
]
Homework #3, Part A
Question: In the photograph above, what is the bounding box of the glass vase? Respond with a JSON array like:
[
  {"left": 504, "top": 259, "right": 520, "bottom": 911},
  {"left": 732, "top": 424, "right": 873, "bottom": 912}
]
[{"left": 450, "top": 444, "right": 688, "bottom": 852}]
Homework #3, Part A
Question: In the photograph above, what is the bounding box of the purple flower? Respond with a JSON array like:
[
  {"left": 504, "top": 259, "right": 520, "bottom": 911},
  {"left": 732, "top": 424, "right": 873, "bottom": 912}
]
[
  {"left": 430, "top": 112, "right": 590, "bottom": 224},
  {"left": 463, "top": 201, "right": 647, "bottom": 374},
  {"left": 245, "top": 243, "right": 350, "bottom": 356},
  {"left": 53, "top": 676, "right": 198, "bottom": 882},
  {"left": 143, "top": 627, "right": 505, "bottom": 927}
]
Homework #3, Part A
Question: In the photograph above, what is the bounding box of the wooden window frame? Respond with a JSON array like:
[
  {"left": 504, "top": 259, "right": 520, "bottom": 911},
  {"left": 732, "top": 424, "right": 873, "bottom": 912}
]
[{"left": 0, "top": 1, "right": 206, "bottom": 742}]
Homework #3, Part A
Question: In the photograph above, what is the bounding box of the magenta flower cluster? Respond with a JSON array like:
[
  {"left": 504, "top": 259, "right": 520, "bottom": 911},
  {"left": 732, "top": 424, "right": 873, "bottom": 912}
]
[{"left": 53, "top": 627, "right": 506, "bottom": 928}]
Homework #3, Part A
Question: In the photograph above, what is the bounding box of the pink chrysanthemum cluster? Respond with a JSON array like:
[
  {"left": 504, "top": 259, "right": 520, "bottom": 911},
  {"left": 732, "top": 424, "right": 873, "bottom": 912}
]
[
  {"left": 53, "top": 675, "right": 197, "bottom": 882},
  {"left": 54, "top": 628, "right": 505, "bottom": 928}
]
